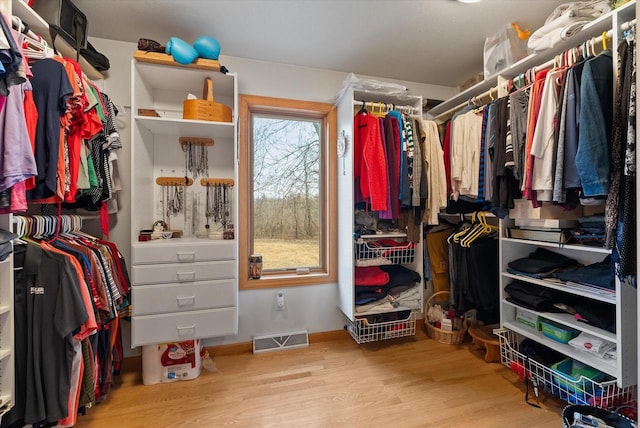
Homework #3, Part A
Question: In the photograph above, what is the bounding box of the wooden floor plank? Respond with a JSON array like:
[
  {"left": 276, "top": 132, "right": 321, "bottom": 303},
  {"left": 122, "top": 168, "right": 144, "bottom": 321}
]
[{"left": 75, "top": 329, "right": 565, "bottom": 427}]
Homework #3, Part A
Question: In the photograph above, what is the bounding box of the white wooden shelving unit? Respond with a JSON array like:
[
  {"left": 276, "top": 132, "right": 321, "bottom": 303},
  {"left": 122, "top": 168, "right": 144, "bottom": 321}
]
[
  {"left": 428, "top": 0, "right": 637, "bottom": 397},
  {"left": 499, "top": 222, "right": 635, "bottom": 387},
  {"left": 335, "top": 86, "right": 424, "bottom": 343},
  {"left": 129, "top": 58, "right": 239, "bottom": 347}
]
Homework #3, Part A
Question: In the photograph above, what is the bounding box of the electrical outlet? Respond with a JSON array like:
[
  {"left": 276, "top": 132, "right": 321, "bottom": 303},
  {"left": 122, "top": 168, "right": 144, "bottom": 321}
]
[{"left": 276, "top": 290, "right": 285, "bottom": 311}]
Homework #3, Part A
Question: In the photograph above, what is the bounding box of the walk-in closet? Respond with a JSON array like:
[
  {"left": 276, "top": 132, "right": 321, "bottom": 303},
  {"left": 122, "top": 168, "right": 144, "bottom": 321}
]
[{"left": 0, "top": 0, "right": 637, "bottom": 426}]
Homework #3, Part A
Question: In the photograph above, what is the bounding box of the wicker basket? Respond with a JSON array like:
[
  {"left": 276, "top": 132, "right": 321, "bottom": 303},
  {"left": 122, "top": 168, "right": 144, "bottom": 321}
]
[
  {"left": 183, "top": 78, "right": 232, "bottom": 122},
  {"left": 424, "top": 291, "right": 467, "bottom": 345}
]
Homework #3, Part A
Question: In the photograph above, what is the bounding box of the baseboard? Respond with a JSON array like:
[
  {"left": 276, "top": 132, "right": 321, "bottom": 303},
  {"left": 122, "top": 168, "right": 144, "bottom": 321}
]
[
  {"left": 210, "top": 329, "right": 351, "bottom": 356},
  {"left": 120, "top": 324, "right": 427, "bottom": 369},
  {"left": 121, "top": 329, "right": 353, "bottom": 368}
]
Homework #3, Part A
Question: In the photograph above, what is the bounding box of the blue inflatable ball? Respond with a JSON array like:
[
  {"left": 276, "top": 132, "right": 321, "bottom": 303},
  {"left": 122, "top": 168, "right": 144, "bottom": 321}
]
[
  {"left": 193, "top": 36, "right": 221, "bottom": 60},
  {"left": 166, "top": 37, "right": 198, "bottom": 65}
]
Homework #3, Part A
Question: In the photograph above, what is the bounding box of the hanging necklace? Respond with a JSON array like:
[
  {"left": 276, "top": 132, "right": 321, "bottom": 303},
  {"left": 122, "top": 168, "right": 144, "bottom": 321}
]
[
  {"left": 182, "top": 142, "right": 192, "bottom": 177},
  {"left": 205, "top": 184, "right": 214, "bottom": 229},
  {"left": 167, "top": 184, "right": 183, "bottom": 216},
  {"left": 222, "top": 184, "right": 230, "bottom": 226},
  {"left": 196, "top": 144, "right": 208, "bottom": 177},
  {"left": 180, "top": 137, "right": 211, "bottom": 179},
  {"left": 214, "top": 184, "right": 222, "bottom": 223},
  {"left": 205, "top": 184, "right": 222, "bottom": 227}
]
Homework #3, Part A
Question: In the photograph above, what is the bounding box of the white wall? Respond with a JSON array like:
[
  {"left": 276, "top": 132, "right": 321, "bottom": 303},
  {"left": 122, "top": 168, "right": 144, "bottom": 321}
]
[{"left": 90, "top": 37, "right": 456, "bottom": 350}]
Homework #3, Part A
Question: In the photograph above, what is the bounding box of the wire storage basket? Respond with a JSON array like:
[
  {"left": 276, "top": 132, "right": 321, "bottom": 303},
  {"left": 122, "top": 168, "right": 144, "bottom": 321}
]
[
  {"left": 424, "top": 291, "right": 467, "bottom": 345},
  {"left": 354, "top": 237, "right": 415, "bottom": 266},
  {"left": 495, "top": 328, "right": 637, "bottom": 413},
  {"left": 346, "top": 311, "right": 416, "bottom": 344}
]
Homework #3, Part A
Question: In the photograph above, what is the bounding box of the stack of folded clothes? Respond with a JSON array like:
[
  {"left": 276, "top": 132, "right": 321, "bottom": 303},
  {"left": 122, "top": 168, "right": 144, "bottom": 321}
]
[
  {"left": 354, "top": 265, "right": 421, "bottom": 313},
  {"left": 571, "top": 215, "right": 606, "bottom": 246},
  {"left": 507, "top": 247, "right": 581, "bottom": 279},
  {"left": 507, "top": 247, "right": 615, "bottom": 292},
  {"left": 505, "top": 280, "right": 616, "bottom": 333}
]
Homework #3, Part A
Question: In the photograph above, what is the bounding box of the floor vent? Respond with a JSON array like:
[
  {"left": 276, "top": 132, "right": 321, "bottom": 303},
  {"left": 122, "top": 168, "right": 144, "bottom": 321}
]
[{"left": 253, "top": 331, "right": 309, "bottom": 354}]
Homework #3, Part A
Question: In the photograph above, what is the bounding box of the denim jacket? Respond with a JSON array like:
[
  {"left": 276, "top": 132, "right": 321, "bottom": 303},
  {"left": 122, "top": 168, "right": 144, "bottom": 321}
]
[{"left": 575, "top": 50, "right": 613, "bottom": 197}]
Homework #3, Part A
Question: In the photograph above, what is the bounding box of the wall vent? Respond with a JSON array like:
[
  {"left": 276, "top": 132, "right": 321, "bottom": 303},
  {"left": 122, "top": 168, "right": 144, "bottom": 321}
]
[{"left": 252, "top": 331, "right": 309, "bottom": 354}]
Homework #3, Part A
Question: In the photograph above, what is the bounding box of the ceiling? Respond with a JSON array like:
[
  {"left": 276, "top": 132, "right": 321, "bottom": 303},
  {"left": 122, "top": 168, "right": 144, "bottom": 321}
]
[{"left": 74, "top": 0, "right": 568, "bottom": 88}]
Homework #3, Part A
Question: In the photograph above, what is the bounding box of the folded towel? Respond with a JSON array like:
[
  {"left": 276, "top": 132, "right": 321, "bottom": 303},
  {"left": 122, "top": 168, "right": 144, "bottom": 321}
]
[{"left": 529, "top": 0, "right": 611, "bottom": 51}]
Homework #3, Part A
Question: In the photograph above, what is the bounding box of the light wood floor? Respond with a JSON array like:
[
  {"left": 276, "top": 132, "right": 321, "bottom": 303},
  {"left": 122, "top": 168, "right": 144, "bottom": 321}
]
[{"left": 75, "top": 326, "right": 566, "bottom": 428}]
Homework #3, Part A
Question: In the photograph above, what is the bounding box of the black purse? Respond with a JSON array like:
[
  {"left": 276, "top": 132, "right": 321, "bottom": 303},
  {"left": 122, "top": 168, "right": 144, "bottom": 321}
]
[{"left": 31, "top": 0, "right": 88, "bottom": 49}]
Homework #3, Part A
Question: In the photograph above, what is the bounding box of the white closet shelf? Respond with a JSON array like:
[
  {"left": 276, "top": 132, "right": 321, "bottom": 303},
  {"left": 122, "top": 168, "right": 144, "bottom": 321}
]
[
  {"left": 501, "top": 237, "right": 613, "bottom": 255},
  {"left": 0, "top": 305, "right": 10, "bottom": 316},
  {"left": 428, "top": 0, "right": 636, "bottom": 119},
  {"left": 0, "top": 349, "right": 10, "bottom": 362},
  {"left": 503, "top": 300, "right": 617, "bottom": 342},
  {"left": 12, "top": 0, "right": 104, "bottom": 80},
  {"left": 503, "top": 321, "right": 618, "bottom": 377},
  {"left": 502, "top": 272, "right": 616, "bottom": 305},
  {"left": 134, "top": 116, "right": 235, "bottom": 139}
]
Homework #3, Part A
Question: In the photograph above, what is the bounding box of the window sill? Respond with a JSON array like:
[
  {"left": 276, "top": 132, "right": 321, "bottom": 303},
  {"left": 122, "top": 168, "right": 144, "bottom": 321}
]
[{"left": 240, "top": 271, "right": 336, "bottom": 290}]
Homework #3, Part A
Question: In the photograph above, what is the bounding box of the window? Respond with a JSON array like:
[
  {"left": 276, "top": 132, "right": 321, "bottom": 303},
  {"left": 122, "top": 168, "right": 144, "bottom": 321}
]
[{"left": 239, "top": 95, "right": 337, "bottom": 289}]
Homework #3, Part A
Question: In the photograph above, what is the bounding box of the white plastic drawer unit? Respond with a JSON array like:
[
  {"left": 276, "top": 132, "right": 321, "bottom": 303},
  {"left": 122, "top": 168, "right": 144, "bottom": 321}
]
[
  {"left": 131, "top": 240, "right": 235, "bottom": 264},
  {"left": 132, "top": 308, "right": 237, "bottom": 347},
  {"left": 132, "top": 260, "right": 235, "bottom": 285},
  {"left": 132, "top": 279, "right": 236, "bottom": 316}
]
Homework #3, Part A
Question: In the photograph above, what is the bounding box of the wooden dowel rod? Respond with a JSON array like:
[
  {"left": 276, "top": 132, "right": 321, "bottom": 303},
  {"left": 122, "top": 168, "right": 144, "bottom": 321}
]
[
  {"left": 200, "top": 178, "right": 235, "bottom": 186},
  {"left": 179, "top": 137, "right": 215, "bottom": 146},
  {"left": 155, "top": 177, "right": 194, "bottom": 186}
]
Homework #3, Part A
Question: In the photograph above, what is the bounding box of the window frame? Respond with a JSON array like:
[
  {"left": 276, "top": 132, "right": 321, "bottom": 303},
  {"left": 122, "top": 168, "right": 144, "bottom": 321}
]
[{"left": 238, "top": 95, "right": 337, "bottom": 290}]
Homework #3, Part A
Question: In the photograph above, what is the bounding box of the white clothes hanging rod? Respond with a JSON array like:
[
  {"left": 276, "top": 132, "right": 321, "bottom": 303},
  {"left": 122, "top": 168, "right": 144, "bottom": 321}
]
[
  {"left": 534, "top": 58, "right": 557, "bottom": 73},
  {"left": 433, "top": 17, "right": 636, "bottom": 123},
  {"left": 621, "top": 18, "right": 636, "bottom": 31},
  {"left": 432, "top": 85, "right": 499, "bottom": 122},
  {"left": 353, "top": 100, "right": 420, "bottom": 115},
  {"left": 574, "top": 18, "right": 636, "bottom": 48},
  {"left": 11, "top": 214, "right": 96, "bottom": 224}
]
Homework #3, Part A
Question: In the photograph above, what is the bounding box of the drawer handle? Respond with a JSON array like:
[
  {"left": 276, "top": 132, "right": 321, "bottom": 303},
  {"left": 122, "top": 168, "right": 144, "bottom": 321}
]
[
  {"left": 176, "top": 324, "right": 196, "bottom": 336},
  {"left": 176, "top": 295, "right": 196, "bottom": 306},
  {"left": 176, "top": 251, "right": 196, "bottom": 262},
  {"left": 176, "top": 271, "right": 196, "bottom": 281}
]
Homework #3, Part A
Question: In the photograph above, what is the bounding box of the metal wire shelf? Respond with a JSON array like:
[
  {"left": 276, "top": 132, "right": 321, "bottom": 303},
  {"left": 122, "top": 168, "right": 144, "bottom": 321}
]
[
  {"left": 346, "top": 311, "right": 416, "bottom": 344},
  {"left": 354, "top": 237, "right": 415, "bottom": 266},
  {"left": 495, "top": 328, "right": 637, "bottom": 412}
]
